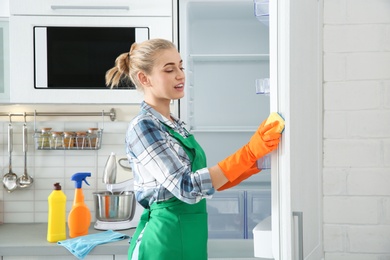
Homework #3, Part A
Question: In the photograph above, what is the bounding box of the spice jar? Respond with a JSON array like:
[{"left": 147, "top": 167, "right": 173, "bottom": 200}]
[
  {"left": 63, "top": 132, "right": 75, "bottom": 149},
  {"left": 39, "top": 128, "right": 52, "bottom": 149},
  {"left": 87, "top": 128, "right": 99, "bottom": 148},
  {"left": 50, "top": 131, "right": 63, "bottom": 149},
  {"left": 75, "top": 131, "right": 87, "bottom": 149}
]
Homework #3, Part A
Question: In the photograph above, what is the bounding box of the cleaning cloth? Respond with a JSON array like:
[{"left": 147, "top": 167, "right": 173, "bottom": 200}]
[{"left": 58, "top": 230, "right": 130, "bottom": 260}]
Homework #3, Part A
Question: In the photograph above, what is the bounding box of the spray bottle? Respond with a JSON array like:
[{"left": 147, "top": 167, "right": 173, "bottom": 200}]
[
  {"left": 68, "top": 172, "right": 91, "bottom": 238},
  {"left": 47, "top": 182, "right": 67, "bottom": 242}
]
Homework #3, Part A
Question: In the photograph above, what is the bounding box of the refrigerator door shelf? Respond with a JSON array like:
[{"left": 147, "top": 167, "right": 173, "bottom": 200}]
[
  {"left": 254, "top": 0, "right": 269, "bottom": 26},
  {"left": 255, "top": 78, "right": 270, "bottom": 95},
  {"left": 257, "top": 154, "right": 271, "bottom": 169}
]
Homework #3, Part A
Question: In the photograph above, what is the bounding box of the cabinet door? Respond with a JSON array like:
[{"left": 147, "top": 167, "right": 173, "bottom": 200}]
[
  {"left": 0, "top": 18, "right": 10, "bottom": 102},
  {"left": 270, "top": 0, "right": 323, "bottom": 259}
]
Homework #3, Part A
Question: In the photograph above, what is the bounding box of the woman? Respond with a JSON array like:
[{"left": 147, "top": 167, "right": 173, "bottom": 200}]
[{"left": 106, "top": 38, "right": 281, "bottom": 260}]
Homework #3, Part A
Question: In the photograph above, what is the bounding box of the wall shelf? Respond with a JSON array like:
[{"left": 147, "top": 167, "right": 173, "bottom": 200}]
[{"left": 0, "top": 108, "right": 115, "bottom": 151}]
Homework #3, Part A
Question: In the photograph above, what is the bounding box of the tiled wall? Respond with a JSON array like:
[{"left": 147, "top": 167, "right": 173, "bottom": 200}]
[
  {"left": 0, "top": 105, "right": 139, "bottom": 224},
  {"left": 323, "top": 0, "right": 390, "bottom": 258}
]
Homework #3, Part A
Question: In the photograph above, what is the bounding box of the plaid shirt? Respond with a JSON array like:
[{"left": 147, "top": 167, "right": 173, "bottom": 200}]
[{"left": 126, "top": 102, "right": 214, "bottom": 209}]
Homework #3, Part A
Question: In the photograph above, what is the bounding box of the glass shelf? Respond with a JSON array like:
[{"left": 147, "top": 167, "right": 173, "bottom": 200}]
[{"left": 189, "top": 53, "right": 269, "bottom": 62}]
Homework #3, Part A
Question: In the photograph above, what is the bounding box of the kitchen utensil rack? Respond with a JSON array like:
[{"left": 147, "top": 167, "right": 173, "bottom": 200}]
[
  {"left": 0, "top": 108, "right": 116, "bottom": 122},
  {"left": 0, "top": 109, "right": 116, "bottom": 151}
]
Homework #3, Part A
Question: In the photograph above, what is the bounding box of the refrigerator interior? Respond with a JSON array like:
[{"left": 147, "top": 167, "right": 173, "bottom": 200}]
[{"left": 179, "top": 0, "right": 270, "bottom": 239}]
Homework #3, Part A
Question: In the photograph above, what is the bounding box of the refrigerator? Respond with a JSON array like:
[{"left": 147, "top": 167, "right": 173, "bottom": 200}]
[
  {"left": 178, "top": 0, "right": 272, "bottom": 256},
  {"left": 177, "top": 0, "right": 323, "bottom": 259}
]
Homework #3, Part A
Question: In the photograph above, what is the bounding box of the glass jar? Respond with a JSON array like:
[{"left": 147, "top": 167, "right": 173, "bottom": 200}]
[
  {"left": 63, "top": 131, "right": 75, "bottom": 149},
  {"left": 39, "top": 128, "right": 52, "bottom": 149},
  {"left": 50, "top": 131, "right": 63, "bottom": 149},
  {"left": 75, "top": 131, "right": 87, "bottom": 149},
  {"left": 87, "top": 128, "right": 99, "bottom": 148}
]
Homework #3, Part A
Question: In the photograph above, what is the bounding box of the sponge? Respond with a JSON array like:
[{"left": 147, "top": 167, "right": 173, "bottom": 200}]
[{"left": 265, "top": 112, "right": 285, "bottom": 134}]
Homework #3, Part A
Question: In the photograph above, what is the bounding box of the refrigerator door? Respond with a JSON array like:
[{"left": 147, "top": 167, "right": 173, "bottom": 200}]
[{"left": 269, "top": 0, "right": 323, "bottom": 259}]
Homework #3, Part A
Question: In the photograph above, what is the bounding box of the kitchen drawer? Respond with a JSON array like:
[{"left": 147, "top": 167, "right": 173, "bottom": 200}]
[
  {"left": 0, "top": 18, "right": 9, "bottom": 102},
  {"left": 10, "top": 0, "right": 172, "bottom": 16},
  {"left": 207, "top": 190, "right": 245, "bottom": 239}
]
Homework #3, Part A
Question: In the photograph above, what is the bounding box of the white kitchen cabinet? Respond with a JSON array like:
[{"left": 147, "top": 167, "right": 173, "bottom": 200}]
[
  {"left": 0, "top": 18, "right": 10, "bottom": 102},
  {"left": 10, "top": 0, "right": 171, "bottom": 17}
]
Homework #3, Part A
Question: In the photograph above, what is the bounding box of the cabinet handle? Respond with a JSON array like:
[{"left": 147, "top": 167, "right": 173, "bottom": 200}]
[
  {"left": 51, "top": 5, "right": 129, "bottom": 10},
  {"left": 292, "top": 211, "right": 303, "bottom": 260}
]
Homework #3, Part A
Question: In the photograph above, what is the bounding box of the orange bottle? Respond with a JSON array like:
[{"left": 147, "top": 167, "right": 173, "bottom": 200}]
[{"left": 68, "top": 172, "right": 91, "bottom": 238}]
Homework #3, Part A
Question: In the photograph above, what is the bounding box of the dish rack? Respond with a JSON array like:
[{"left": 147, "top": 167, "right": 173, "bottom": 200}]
[{"left": 34, "top": 129, "right": 103, "bottom": 150}]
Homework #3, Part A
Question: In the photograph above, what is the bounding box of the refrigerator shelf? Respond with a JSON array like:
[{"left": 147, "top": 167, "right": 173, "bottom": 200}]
[
  {"left": 189, "top": 127, "right": 257, "bottom": 133},
  {"left": 189, "top": 53, "right": 269, "bottom": 61}
]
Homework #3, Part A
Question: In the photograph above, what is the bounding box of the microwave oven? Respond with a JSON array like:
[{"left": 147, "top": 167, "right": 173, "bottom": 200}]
[{"left": 9, "top": 0, "right": 173, "bottom": 104}]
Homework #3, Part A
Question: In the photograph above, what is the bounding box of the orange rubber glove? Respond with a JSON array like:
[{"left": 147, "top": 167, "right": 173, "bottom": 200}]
[
  {"left": 217, "top": 120, "right": 281, "bottom": 182},
  {"left": 217, "top": 162, "right": 260, "bottom": 191}
]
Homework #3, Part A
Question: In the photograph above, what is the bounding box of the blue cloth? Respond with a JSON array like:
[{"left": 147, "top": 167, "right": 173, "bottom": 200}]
[{"left": 57, "top": 230, "right": 130, "bottom": 259}]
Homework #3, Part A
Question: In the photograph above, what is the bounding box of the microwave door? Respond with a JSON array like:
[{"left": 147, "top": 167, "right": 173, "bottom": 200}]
[{"left": 33, "top": 26, "right": 149, "bottom": 89}]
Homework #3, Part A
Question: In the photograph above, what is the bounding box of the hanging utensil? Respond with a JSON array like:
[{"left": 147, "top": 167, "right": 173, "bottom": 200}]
[
  {"left": 2, "top": 121, "right": 18, "bottom": 192},
  {"left": 17, "top": 120, "right": 34, "bottom": 188}
]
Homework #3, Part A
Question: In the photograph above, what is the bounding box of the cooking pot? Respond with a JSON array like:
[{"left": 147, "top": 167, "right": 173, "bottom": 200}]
[{"left": 93, "top": 191, "right": 136, "bottom": 222}]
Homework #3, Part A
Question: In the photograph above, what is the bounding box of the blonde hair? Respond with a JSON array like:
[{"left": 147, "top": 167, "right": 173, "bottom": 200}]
[{"left": 105, "top": 38, "right": 176, "bottom": 90}]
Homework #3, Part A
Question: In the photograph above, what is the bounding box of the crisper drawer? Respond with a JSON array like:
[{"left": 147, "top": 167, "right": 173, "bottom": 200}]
[
  {"left": 207, "top": 190, "right": 245, "bottom": 239},
  {"left": 246, "top": 190, "right": 271, "bottom": 239},
  {"left": 207, "top": 189, "right": 271, "bottom": 239},
  {"left": 10, "top": 0, "right": 172, "bottom": 16}
]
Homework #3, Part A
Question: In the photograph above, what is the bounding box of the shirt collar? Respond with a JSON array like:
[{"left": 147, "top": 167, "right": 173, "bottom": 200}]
[{"left": 140, "top": 101, "right": 185, "bottom": 129}]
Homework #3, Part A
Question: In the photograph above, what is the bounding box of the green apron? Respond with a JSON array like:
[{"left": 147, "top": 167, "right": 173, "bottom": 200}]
[{"left": 128, "top": 124, "right": 208, "bottom": 260}]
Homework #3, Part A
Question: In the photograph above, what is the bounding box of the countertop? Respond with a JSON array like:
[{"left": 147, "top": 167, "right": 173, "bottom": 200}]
[
  {"left": 0, "top": 223, "right": 257, "bottom": 258},
  {"left": 0, "top": 223, "right": 134, "bottom": 257}
]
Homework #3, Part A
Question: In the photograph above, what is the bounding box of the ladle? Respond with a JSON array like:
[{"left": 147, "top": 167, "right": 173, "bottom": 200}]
[
  {"left": 17, "top": 122, "right": 34, "bottom": 188},
  {"left": 2, "top": 122, "right": 18, "bottom": 192}
]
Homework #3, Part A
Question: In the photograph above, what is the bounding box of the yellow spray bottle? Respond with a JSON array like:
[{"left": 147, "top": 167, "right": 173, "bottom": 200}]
[{"left": 68, "top": 172, "right": 91, "bottom": 238}]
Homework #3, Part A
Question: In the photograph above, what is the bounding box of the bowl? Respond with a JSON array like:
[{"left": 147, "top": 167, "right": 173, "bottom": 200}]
[{"left": 93, "top": 190, "right": 136, "bottom": 222}]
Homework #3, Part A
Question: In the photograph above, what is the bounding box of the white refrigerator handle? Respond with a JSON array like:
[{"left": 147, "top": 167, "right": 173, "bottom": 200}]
[{"left": 292, "top": 211, "right": 304, "bottom": 260}]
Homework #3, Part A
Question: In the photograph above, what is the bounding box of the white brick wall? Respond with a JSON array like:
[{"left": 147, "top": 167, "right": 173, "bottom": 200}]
[{"left": 323, "top": 0, "right": 390, "bottom": 259}]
